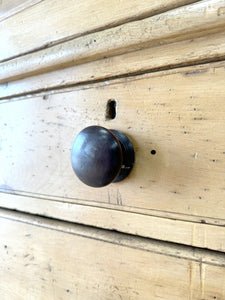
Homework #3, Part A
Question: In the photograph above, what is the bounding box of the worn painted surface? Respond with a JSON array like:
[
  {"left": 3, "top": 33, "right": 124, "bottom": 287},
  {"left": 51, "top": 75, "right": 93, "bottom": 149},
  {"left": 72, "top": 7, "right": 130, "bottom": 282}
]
[
  {"left": 1, "top": 0, "right": 225, "bottom": 296},
  {"left": 0, "top": 61, "right": 225, "bottom": 247},
  {"left": 1, "top": 210, "right": 225, "bottom": 299},
  {"left": 0, "top": 0, "right": 198, "bottom": 62},
  {"left": 1, "top": 30, "right": 225, "bottom": 99},
  {"left": 1, "top": 192, "right": 225, "bottom": 251},
  {"left": 1, "top": 0, "right": 225, "bottom": 82},
  {"left": 0, "top": 0, "right": 41, "bottom": 21}
]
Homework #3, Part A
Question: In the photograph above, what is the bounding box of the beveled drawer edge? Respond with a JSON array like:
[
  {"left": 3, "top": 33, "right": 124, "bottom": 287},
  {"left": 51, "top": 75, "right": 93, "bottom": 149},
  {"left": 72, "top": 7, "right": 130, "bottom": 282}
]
[
  {"left": 1, "top": 59, "right": 225, "bottom": 103},
  {"left": 0, "top": 189, "right": 224, "bottom": 226},
  {"left": 1, "top": 192, "right": 225, "bottom": 252},
  {"left": 1, "top": 31, "right": 225, "bottom": 100},
  {"left": 0, "top": 0, "right": 199, "bottom": 63},
  {"left": 1, "top": 208, "right": 225, "bottom": 267},
  {"left": 1, "top": 0, "right": 225, "bottom": 84}
]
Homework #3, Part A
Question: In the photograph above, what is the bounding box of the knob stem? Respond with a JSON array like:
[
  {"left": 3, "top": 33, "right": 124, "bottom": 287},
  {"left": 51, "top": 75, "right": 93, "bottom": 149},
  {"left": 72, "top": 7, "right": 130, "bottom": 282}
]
[{"left": 110, "top": 130, "right": 135, "bottom": 183}]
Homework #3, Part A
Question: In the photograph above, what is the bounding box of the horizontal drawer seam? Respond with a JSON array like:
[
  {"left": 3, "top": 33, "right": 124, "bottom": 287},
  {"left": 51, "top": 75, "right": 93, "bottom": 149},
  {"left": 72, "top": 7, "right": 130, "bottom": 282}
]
[
  {"left": 1, "top": 58, "right": 225, "bottom": 101},
  {"left": 1, "top": 207, "right": 225, "bottom": 265}
]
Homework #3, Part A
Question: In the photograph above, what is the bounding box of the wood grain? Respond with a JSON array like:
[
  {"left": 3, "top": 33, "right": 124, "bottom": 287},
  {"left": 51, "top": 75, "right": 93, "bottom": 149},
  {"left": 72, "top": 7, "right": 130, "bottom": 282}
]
[
  {"left": 0, "top": 0, "right": 41, "bottom": 22},
  {"left": 1, "top": 192, "right": 225, "bottom": 251},
  {"left": 1, "top": 209, "right": 225, "bottom": 300},
  {"left": 1, "top": 31, "right": 225, "bottom": 99},
  {"left": 0, "top": 0, "right": 197, "bottom": 62},
  {"left": 0, "top": 61, "right": 224, "bottom": 227},
  {"left": 1, "top": 0, "right": 225, "bottom": 83}
]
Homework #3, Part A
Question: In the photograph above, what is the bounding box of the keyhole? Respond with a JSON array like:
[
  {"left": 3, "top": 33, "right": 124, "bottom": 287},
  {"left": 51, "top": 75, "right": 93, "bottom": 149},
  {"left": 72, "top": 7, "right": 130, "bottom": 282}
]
[{"left": 106, "top": 99, "right": 117, "bottom": 120}]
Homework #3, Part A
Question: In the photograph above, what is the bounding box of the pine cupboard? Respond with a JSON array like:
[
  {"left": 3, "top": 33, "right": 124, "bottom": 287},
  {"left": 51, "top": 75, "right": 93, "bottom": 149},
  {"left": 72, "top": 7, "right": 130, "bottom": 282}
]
[{"left": 1, "top": 0, "right": 225, "bottom": 298}]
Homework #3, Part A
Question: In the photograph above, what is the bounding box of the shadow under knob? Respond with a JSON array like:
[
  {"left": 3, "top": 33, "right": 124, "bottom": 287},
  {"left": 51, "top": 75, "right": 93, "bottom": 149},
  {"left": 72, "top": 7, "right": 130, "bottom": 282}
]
[{"left": 71, "top": 126, "right": 135, "bottom": 187}]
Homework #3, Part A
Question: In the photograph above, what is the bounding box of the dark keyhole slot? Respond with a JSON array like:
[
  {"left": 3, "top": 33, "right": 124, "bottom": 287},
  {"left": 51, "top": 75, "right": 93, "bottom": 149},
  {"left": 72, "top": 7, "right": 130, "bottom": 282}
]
[
  {"left": 106, "top": 100, "right": 117, "bottom": 120},
  {"left": 151, "top": 150, "right": 156, "bottom": 155}
]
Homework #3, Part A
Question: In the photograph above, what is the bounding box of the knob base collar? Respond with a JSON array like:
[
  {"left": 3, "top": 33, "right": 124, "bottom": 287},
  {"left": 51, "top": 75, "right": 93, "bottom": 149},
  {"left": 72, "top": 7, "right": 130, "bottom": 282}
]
[{"left": 110, "top": 130, "right": 135, "bottom": 183}]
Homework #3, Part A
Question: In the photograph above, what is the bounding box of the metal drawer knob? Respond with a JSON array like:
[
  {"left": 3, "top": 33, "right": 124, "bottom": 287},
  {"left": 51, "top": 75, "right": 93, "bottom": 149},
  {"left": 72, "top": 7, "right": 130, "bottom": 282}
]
[{"left": 71, "top": 126, "right": 135, "bottom": 187}]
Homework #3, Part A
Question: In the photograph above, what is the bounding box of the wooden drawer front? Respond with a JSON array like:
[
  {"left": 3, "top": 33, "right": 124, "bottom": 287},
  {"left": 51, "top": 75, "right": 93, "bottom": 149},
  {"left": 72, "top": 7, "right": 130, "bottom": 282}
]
[
  {"left": 1, "top": 61, "right": 225, "bottom": 217},
  {"left": 0, "top": 61, "right": 225, "bottom": 251},
  {"left": 1, "top": 210, "right": 225, "bottom": 300}
]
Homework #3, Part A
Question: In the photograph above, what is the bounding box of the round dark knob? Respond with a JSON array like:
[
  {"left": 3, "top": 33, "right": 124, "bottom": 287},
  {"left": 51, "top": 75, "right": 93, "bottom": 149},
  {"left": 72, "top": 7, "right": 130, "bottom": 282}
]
[{"left": 71, "top": 126, "right": 135, "bottom": 187}]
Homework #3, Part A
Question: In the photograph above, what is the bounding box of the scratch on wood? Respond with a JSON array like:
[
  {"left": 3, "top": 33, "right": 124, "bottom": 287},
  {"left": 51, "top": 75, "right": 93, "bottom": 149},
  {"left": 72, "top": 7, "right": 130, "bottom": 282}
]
[
  {"left": 117, "top": 189, "right": 122, "bottom": 206},
  {"left": 184, "top": 69, "right": 207, "bottom": 76},
  {"left": 46, "top": 121, "right": 64, "bottom": 127},
  {"left": 194, "top": 117, "right": 205, "bottom": 120},
  {"left": 199, "top": 261, "right": 206, "bottom": 299},
  {"left": 46, "top": 264, "right": 52, "bottom": 272},
  {"left": 191, "top": 224, "right": 196, "bottom": 247},
  {"left": 108, "top": 190, "right": 111, "bottom": 204},
  {"left": 189, "top": 261, "right": 194, "bottom": 300}
]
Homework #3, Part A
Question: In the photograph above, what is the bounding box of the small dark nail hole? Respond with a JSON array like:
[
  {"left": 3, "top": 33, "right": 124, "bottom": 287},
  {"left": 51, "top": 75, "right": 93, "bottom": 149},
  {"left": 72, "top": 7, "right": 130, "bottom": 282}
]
[
  {"left": 106, "top": 99, "right": 117, "bottom": 120},
  {"left": 151, "top": 150, "right": 156, "bottom": 155}
]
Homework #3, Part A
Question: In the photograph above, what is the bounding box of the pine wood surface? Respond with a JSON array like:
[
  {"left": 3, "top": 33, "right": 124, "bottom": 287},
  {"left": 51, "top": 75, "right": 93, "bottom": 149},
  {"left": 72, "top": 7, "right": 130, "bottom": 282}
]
[
  {"left": 1, "top": 192, "right": 225, "bottom": 252},
  {"left": 0, "top": 0, "right": 198, "bottom": 62},
  {"left": 1, "top": 0, "right": 225, "bottom": 297},
  {"left": 0, "top": 61, "right": 224, "bottom": 252},
  {"left": 1, "top": 209, "right": 225, "bottom": 300},
  {"left": 1, "top": 31, "right": 225, "bottom": 100},
  {"left": 0, "top": 0, "right": 41, "bottom": 21},
  {"left": 1, "top": 0, "right": 225, "bottom": 83}
]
